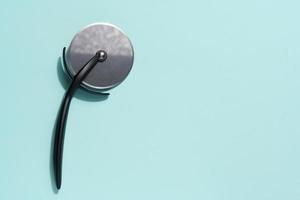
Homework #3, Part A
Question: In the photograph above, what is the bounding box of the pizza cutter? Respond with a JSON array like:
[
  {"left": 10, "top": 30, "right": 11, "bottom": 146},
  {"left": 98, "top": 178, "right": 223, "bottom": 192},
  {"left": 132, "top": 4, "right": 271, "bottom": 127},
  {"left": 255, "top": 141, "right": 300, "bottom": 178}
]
[{"left": 53, "top": 23, "right": 134, "bottom": 190}]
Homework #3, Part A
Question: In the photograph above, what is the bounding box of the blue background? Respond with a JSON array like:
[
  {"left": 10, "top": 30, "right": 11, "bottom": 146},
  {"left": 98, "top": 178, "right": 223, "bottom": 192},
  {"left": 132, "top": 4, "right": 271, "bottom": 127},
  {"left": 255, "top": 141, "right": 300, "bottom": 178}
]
[{"left": 1, "top": 0, "right": 300, "bottom": 199}]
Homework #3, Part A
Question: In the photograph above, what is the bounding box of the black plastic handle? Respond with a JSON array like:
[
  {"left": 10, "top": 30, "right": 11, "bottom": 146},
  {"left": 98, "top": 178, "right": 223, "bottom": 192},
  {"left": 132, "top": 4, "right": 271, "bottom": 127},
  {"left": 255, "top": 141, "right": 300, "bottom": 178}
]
[{"left": 53, "top": 49, "right": 108, "bottom": 190}]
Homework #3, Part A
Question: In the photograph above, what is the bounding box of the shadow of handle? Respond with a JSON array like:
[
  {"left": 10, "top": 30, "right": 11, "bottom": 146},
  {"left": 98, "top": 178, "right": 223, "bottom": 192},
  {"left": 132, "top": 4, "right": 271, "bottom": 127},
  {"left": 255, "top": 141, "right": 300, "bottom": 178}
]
[{"left": 53, "top": 50, "right": 108, "bottom": 190}]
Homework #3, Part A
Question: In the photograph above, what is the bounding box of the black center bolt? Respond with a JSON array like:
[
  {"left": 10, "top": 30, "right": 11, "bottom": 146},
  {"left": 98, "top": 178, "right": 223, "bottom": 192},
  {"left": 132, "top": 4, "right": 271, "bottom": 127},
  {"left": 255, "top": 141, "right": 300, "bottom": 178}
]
[{"left": 97, "top": 50, "right": 107, "bottom": 62}]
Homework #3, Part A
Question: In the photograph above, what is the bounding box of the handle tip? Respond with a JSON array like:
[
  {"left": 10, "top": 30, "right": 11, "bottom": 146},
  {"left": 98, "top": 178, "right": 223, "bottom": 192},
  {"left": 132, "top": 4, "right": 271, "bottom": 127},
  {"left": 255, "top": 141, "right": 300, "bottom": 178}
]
[{"left": 55, "top": 177, "right": 61, "bottom": 190}]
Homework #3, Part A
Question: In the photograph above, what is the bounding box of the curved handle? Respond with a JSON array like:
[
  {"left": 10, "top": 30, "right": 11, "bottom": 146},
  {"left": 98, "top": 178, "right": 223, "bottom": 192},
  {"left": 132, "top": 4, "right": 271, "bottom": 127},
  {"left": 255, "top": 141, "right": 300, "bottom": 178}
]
[{"left": 53, "top": 49, "right": 108, "bottom": 189}]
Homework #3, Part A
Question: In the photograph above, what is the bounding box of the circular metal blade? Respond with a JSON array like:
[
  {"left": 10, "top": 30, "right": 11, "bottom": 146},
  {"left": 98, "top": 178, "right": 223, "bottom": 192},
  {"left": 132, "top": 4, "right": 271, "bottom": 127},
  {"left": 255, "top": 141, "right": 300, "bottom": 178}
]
[{"left": 64, "top": 23, "right": 134, "bottom": 92}]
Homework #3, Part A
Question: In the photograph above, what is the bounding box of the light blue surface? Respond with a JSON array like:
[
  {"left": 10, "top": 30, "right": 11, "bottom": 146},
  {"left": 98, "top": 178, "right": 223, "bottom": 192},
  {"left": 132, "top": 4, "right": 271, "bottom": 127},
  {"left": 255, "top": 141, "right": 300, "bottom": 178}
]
[{"left": 1, "top": 0, "right": 300, "bottom": 199}]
